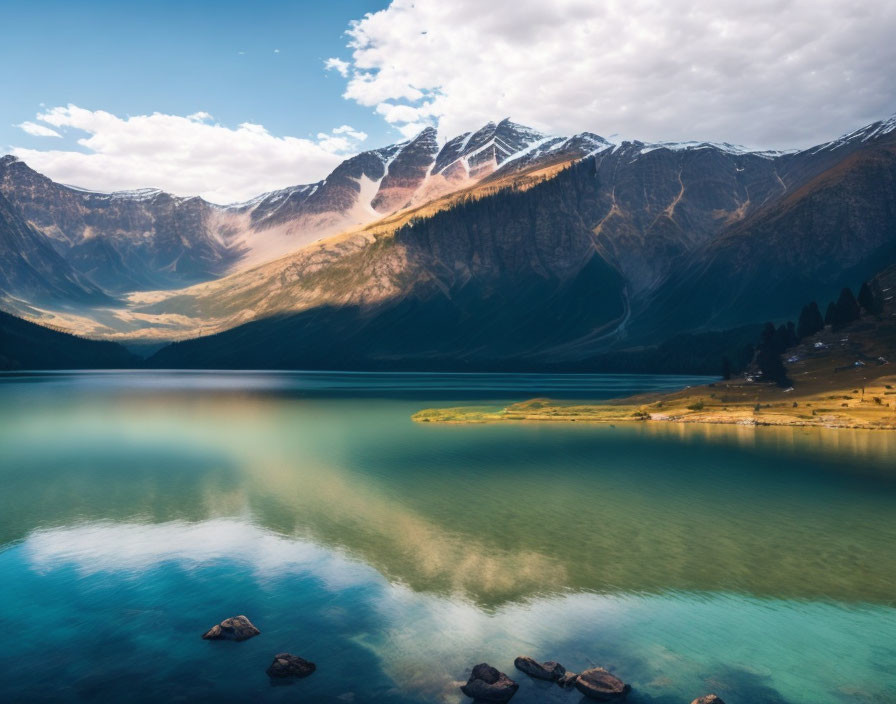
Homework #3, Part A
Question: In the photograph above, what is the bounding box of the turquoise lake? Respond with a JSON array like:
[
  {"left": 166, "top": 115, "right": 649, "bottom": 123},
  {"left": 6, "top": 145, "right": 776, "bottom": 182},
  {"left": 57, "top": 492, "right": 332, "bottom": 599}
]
[{"left": 0, "top": 371, "right": 894, "bottom": 703}]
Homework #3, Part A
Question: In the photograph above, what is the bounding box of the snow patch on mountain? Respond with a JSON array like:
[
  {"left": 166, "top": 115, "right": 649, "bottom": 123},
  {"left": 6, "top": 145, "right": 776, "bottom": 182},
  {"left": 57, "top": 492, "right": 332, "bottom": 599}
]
[
  {"left": 638, "top": 141, "right": 789, "bottom": 159},
  {"left": 806, "top": 113, "right": 896, "bottom": 155}
]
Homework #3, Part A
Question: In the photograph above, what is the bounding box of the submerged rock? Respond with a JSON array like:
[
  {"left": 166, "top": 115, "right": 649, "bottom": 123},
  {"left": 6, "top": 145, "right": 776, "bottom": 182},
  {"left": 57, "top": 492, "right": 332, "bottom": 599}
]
[
  {"left": 513, "top": 656, "right": 566, "bottom": 681},
  {"left": 556, "top": 671, "right": 579, "bottom": 688},
  {"left": 691, "top": 697, "right": 725, "bottom": 704},
  {"left": 460, "top": 663, "right": 519, "bottom": 702},
  {"left": 266, "top": 653, "right": 316, "bottom": 678},
  {"left": 201, "top": 615, "right": 260, "bottom": 641},
  {"left": 574, "top": 667, "right": 630, "bottom": 700}
]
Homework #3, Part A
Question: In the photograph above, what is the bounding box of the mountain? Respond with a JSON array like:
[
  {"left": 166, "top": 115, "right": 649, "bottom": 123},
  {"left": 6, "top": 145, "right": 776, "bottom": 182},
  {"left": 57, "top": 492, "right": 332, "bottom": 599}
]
[
  {"left": 147, "top": 113, "right": 896, "bottom": 370},
  {"left": 234, "top": 120, "right": 577, "bottom": 249},
  {"left": 0, "top": 309, "right": 137, "bottom": 370},
  {"left": 0, "top": 155, "right": 242, "bottom": 294},
  {"left": 3, "top": 113, "right": 896, "bottom": 371},
  {"left": 0, "top": 188, "right": 110, "bottom": 306},
  {"left": 636, "top": 116, "right": 896, "bottom": 339},
  {"left": 148, "top": 158, "right": 626, "bottom": 369},
  {"left": 0, "top": 120, "right": 592, "bottom": 309}
]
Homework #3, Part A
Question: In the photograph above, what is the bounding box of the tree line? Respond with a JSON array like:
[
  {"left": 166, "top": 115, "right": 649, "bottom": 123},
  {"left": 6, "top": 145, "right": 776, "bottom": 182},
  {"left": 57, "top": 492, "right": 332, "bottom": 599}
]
[{"left": 722, "top": 280, "right": 885, "bottom": 386}]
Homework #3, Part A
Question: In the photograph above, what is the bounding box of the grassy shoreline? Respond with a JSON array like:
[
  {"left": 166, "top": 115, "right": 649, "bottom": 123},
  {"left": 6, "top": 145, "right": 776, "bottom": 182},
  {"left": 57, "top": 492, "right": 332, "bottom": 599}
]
[{"left": 413, "top": 323, "right": 896, "bottom": 430}]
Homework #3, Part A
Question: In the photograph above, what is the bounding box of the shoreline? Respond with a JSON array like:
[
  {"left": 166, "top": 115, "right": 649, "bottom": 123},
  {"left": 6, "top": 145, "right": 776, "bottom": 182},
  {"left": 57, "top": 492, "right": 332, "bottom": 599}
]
[{"left": 412, "top": 371, "right": 896, "bottom": 431}]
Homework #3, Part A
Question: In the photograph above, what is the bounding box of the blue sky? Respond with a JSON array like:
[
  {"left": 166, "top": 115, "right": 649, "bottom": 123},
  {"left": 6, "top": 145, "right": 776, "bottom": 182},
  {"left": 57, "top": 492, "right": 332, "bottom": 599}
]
[
  {"left": 1, "top": 0, "right": 392, "bottom": 153},
  {"left": 2, "top": 0, "right": 894, "bottom": 202}
]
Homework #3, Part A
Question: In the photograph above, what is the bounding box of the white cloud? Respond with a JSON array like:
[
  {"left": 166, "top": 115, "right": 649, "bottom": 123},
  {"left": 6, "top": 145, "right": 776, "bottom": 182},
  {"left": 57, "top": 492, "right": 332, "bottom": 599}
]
[
  {"left": 337, "top": 0, "right": 896, "bottom": 149},
  {"left": 332, "top": 124, "right": 368, "bottom": 141},
  {"left": 324, "top": 57, "right": 350, "bottom": 78},
  {"left": 10, "top": 105, "right": 368, "bottom": 204},
  {"left": 17, "top": 121, "right": 62, "bottom": 138}
]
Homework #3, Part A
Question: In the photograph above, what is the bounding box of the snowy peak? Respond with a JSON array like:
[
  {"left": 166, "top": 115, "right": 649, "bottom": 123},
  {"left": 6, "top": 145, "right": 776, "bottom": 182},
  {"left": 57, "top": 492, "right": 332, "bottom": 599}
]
[
  {"left": 371, "top": 126, "right": 439, "bottom": 213},
  {"left": 431, "top": 119, "right": 549, "bottom": 180},
  {"left": 495, "top": 131, "right": 613, "bottom": 173},
  {"left": 806, "top": 112, "right": 896, "bottom": 156}
]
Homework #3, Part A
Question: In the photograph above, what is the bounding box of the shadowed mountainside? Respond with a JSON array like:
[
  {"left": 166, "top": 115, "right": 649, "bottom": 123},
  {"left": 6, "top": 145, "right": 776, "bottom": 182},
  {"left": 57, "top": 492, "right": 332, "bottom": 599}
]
[{"left": 0, "top": 310, "right": 137, "bottom": 370}]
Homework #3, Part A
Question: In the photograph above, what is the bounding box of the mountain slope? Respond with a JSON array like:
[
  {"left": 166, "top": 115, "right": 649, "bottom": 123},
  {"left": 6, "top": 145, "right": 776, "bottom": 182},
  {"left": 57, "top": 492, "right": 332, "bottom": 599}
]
[
  {"left": 149, "top": 158, "right": 627, "bottom": 368},
  {"left": 636, "top": 127, "right": 896, "bottom": 339},
  {"left": 124, "top": 132, "right": 801, "bottom": 341},
  {"left": 147, "top": 114, "right": 896, "bottom": 370},
  {"left": 0, "top": 121, "right": 599, "bottom": 306},
  {"left": 5, "top": 113, "right": 896, "bottom": 373},
  {"left": 0, "top": 155, "right": 243, "bottom": 294},
  {"left": 0, "top": 309, "right": 137, "bottom": 370},
  {"left": 0, "top": 190, "right": 110, "bottom": 306}
]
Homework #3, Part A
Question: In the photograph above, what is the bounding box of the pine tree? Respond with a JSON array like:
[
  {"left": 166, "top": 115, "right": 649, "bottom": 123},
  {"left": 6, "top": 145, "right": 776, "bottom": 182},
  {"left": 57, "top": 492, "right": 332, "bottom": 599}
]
[
  {"left": 755, "top": 322, "right": 791, "bottom": 386},
  {"left": 773, "top": 324, "right": 791, "bottom": 354},
  {"left": 824, "top": 301, "right": 836, "bottom": 326},
  {"left": 797, "top": 302, "right": 824, "bottom": 339},
  {"left": 831, "top": 287, "right": 861, "bottom": 330},
  {"left": 786, "top": 321, "right": 798, "bottom": 347},
  {"left": 721, "top": 356, "right": 732, "bottom": 380},
  {"left": 857, "top": 281, "right": 882, "bottom": 315}
]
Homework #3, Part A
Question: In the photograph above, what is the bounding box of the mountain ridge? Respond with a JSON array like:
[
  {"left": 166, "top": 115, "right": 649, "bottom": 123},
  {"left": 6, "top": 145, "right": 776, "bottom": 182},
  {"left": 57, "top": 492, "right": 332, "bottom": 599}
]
[{"left": 3, "top": 112, "right": 896, "bottom": 371}]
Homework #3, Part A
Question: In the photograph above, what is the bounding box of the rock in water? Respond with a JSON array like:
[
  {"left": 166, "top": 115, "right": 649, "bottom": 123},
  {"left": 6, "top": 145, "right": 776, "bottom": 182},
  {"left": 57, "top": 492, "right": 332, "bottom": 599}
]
[
  {"left": 574, "top": 667, "right": 630, "bottom": 700},
  {"left": 691, "top": 697, "right": 725, "bottom": 704},
  {"left": 460, "top": 663, "right": 519, "bottom": 702},
  {"left": 201, "top": 615, "right": 260, "bottom": 641},
  {"left": 556, "top": 671, "right": 579, "bottom": 688},
  {"left": 266, "top": 653, "right": 316, "bottom": 678},
  {"left": 513, "top": 656, "right": 567, "bottom": 681}
]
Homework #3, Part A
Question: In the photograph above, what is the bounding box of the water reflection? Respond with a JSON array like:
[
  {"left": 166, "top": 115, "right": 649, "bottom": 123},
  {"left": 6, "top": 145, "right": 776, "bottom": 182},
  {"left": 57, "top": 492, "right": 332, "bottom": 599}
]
[
  {"left": 1, "top": 381, "right": 895, "bottom": 606},
  {"left": 2, "top": 372, "right": 896, "bottom": 703},
  {"left": 6, "top": 517, "right": 895, "bottom": 704}
]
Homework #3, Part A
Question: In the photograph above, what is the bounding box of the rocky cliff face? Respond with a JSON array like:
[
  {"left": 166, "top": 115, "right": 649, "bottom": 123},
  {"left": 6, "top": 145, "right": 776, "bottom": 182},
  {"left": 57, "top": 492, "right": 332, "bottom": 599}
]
[
  {"left": 0, "top": 156, "right": 242, "bottom": 293},
  {"left": 371, "top": 127, "right": 439, "bottom": 213},
  {"left": 639, "top": 131, "right": 896, "bottom": 338},
  {"left": 0, "top": 189, "right": 109, "bottom": 305}
]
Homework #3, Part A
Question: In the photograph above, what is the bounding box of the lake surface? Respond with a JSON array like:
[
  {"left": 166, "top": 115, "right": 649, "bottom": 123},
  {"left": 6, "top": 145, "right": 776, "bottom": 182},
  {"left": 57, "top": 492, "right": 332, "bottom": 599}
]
[{"left": 1, "top": 371, "right": 894, "bottom": 703}]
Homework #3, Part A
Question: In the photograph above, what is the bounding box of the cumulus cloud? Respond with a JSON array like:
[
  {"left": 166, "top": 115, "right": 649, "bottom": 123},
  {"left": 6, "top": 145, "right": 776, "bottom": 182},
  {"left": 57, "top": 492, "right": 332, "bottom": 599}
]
[
  {"left": 17, "top": 121, "right": 62, "bottom": 138},
  {"left": 10, "top": 105, "right": 368, "bottom": 203},
  {"left": 337, "top": 0, "right": 896, "bottom": 148},
  {"left": 324, "top": 57, "right": 350, "bottom": 77}
]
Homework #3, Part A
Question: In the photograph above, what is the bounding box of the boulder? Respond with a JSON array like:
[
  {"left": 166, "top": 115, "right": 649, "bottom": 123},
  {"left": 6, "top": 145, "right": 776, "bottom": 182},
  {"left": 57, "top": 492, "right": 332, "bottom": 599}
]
[
  {"left": 513, "top": 656, "right": 566, "bottom": 681},
  {"left": 556, "top": 671, "right": 579, "bottom": 688},
  {"left": 201, "top": 615, "right": 260, "bottom": 641},
  {"left": 574, "top": 667, "right": 630, "bottom": 700},
  {"left": 460, "top": 663, "right": 519, "bottom": 702},
  {"left": 691, "top": 697, "right": 725, "bottom": 704},
  {"left": 266, "top": 653, "right": 316, "bottom": 678}
]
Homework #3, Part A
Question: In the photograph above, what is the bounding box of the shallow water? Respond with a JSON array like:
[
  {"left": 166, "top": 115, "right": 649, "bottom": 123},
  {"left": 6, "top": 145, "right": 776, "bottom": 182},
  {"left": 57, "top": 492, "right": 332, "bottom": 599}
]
[{"left": 0, "top": 371, "right": 894, "bottom": 703}]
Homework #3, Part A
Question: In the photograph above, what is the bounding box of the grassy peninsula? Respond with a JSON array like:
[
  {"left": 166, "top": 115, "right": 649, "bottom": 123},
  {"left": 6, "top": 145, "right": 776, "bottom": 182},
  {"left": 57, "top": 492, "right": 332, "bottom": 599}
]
[{"left": 414, "top": 310, "right": 896, "bottom": 430}]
